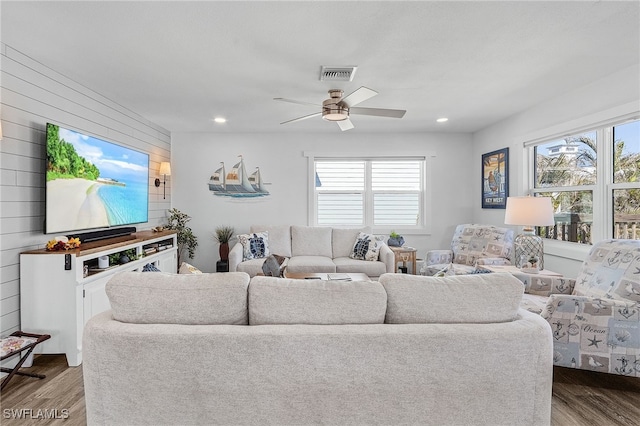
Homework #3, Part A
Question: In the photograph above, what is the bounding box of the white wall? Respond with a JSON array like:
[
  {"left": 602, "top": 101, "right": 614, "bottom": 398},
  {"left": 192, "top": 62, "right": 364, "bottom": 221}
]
[
  {"left": 472, "top": 64, "right": 640, "bottom": 277},
  {"left": 0, "top": 44, "right": 171, "bottom": 337},
  {"left": 171, "top": 132, "right": 473, "bottom": 273}
]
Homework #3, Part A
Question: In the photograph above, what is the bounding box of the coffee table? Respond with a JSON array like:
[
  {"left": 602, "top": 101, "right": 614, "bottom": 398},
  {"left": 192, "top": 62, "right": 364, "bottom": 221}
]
[{"left": 283, "top": 272, "right": 370, "bottom": 281}]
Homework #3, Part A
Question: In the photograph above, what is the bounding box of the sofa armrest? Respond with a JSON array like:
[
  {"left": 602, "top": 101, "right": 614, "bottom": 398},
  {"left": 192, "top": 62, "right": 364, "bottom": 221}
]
[
  {"left": 424, "top": 250, "right": 453, "bottom": 266},
  {"left": 510, "top": 273, "right": 575, "bottom": 297},
  {"left": 542, "top": 294, "right": 638, "bottom": 320},
  {"left": 476, "top": 257, "right": 511, "bottom": 266},
  {"left": 540, "top": 293, "right": 639, "bottom": 374},
  {"left": 378, "top": 244, "right": 396, "bottom": 274},
  {"left": 228, "top": 242, "right": 244, "bottom": 272}
]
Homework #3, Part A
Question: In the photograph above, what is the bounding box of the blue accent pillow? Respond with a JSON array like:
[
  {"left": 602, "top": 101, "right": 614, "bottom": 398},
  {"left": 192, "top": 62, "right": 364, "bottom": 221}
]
[
  {"left": 142, "top": 263, "right": 161, "bottom": 272},
  {"left": 237, "top": 232, "right": 270, "bottom": 260}
]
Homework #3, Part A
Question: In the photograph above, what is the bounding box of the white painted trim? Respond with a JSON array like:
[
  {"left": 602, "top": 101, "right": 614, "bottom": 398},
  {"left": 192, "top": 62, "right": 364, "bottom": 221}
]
[
  {"left": 303, "top": 151, "right": 436, "bottom": 234},
  {"left": 544, "top": 239, "right": 591, "bottom": 262},
  {"left": 521, "top": 102, "right": 639, "bottom": 147}
]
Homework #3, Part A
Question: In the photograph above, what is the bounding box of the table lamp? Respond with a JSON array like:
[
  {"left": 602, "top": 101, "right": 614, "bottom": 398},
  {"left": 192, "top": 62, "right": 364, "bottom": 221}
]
[{"left": 504, "top": 196, "right": 555, "bottom": 272}]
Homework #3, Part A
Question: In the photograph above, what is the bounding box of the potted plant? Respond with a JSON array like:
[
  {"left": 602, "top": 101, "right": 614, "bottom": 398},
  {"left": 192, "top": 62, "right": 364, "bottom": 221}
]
[
  {"left": 166, "top": 208, "right": 198, "bottom": 266},
  {"left": 213, "top": 225, "right": 235, "bottom": 262},
  {"left": 387, "top": 231, "right": 405, "bottom": 247}
]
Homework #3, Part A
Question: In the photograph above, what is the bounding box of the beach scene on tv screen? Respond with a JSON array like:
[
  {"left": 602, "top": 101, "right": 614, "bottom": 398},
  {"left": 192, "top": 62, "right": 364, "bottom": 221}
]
[{"left": 46, "top": 125, "right": 149, "bottom": 234}]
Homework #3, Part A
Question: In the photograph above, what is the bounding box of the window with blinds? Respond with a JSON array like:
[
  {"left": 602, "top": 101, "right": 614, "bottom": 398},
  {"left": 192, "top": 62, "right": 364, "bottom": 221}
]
[{"left": 314, "top": 159, "right": 423, "bottom": 227}]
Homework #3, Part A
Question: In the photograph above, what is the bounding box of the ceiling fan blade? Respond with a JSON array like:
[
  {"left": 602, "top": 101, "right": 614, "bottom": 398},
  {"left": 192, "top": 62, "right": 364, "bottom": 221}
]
[
  {"left": 274, "top": 98, "right": 320, "bottom": 107},
  {"left": 337, "top": 118, "right": 354, "bottom": 131},
  {"left": 339, "top": 86, "right": 378, "bottom": 108},
  {"left": 349, "top": 107, "right": 406, "bottom": 118},
  {"left": 280, "top": 112, "right": 322, "bottom": 125}
]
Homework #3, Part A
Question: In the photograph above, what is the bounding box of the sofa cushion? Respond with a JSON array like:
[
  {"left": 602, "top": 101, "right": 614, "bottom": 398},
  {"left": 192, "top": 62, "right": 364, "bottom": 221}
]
[
  {"left": 332, "top": 227, "right": 370, "bottom": 258},
  {"left": 248, "top": 276, "right": 387, "bottom": 325},
  {"left": 238, "top": 232, "right": 270, "bottom": 260},
  {"left": 286, "top": 256, "right": 336, "bottom": 274},
  {"left": 250, "top": 225, "right": 292, "bottom": 257},
  {"left": 379, "top": 273, "right": 523, "bottom": 324},
  {"left": 236, "top": 258, "right": 269, "bottom": 277},
  {"left": 350, "top": 232, "right": 382, "bottom": 261},
  {"left": 106, "top": 271, "right": 250, "bottom": 325},
  {"left": 333, "top": 257, "right": 386, "bottom": 277},
  {"left": 520, "top": 293, "right": 550, "bottom": 315},
  {"left": 291, "top": 226, "right": 332, "bottom": 257},
  {"left": 572, "top": 239, "right": 640, "bottom": 302},
  {"left": 423, "top": 263, "right": 476, "bottom": 276}
]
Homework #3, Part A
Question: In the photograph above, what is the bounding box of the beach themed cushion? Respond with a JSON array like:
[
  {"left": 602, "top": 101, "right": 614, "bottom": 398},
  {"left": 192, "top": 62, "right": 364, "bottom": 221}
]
[
  {"left": 179, "top": 262, "right": 202, "bottom": 274},
  {"left": 350, "top": 232, "right": 381, "bottom": 261},
  {"left": 238, "top": 232, "right": 270, "bottom": 261}
]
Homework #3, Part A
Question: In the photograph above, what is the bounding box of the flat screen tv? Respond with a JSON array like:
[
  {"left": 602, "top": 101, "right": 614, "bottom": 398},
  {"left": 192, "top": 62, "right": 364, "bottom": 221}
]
[{"left": 45, "top": 123, "right": 149, "bottom": 235}]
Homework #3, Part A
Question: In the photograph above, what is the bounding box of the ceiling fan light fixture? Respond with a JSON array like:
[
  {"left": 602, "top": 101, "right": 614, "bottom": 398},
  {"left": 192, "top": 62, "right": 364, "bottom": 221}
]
[{"left": 322, "top": 97, "right": 349, "bottom": 121}]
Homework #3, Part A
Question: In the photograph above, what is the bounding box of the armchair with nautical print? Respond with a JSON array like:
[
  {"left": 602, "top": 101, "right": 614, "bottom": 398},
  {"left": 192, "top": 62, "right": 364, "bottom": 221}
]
[
  {"left": 511, "top": 272, "right": 576, "bottom": 315},
  {"left": 420, "top": 224, "right": 514, "bottom": 276},
  {"left": 538, "top": 239, "right": 640, "bottom": 377}
]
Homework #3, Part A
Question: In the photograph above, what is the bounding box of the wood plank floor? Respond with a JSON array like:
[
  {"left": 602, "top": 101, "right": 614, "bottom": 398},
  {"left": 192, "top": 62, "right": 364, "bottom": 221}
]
[{"left": 1, "top": 355, "right": 639, "bottom": 425}]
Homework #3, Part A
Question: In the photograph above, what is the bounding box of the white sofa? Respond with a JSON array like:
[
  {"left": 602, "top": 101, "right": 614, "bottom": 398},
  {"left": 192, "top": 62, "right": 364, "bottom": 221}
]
[
  {"left": 228, "top": 225, "right": 395, "bottom": 279},
  {"left": 83, "top": 271, "right": 553, "bottom": 426}
]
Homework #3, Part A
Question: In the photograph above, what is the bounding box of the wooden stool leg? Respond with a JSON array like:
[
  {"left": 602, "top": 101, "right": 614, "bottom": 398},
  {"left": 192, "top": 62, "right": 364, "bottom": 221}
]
[{"left": 0, "top": 347, "right": 45, "bottom": 391}]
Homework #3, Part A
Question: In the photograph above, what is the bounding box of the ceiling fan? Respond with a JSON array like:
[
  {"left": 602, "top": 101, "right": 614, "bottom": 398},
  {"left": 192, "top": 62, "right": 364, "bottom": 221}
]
[{"left": 274, "top": 86, "right": 406, "bottom": 131}]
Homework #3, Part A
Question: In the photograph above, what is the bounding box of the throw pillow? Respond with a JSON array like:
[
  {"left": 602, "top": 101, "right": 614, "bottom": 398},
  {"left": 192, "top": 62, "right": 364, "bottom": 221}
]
[
  {"left": 349, "top": 232, "right": 381, "bottom": 261},
  {"left": 237, "top": 232, "right": 270, "bottom": 260},
  {"left": 142, "top": 263, "right": 161, "bottom": 272},
  {"left": 179, "top": 262, "right": 203, "bottom": 274},
  {"left": 262, "top": 254, "right": 287, "bottom": 277}
]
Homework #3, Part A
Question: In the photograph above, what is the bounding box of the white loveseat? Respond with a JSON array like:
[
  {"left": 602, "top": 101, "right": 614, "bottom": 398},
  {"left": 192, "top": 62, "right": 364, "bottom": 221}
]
[
  {"left": 83, "top": 271, "right": 553, "bottom": 425},
  {"left": 228, "top": 225, "right": 395, "bottom": 279}
]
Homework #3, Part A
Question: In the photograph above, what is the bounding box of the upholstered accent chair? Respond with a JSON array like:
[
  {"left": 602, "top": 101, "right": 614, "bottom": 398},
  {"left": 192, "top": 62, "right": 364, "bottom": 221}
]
[
  {"left": 420, "top": 224, "right": 514, "bottom": 276},
  {"left": 516, "top": 239, "right": 640, "bottom": 377}
]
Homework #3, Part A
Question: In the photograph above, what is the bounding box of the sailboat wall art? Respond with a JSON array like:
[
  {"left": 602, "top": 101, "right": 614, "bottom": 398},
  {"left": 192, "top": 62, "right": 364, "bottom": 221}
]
[{"left": 208, "top": 155, "right": 270, "bottom": 198}]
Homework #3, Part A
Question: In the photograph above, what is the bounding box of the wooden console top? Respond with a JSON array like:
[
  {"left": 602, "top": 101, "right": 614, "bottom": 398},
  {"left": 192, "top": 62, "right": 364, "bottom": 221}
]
[{"left": 21, "top": 230, "right": 177, "bottom": 256}]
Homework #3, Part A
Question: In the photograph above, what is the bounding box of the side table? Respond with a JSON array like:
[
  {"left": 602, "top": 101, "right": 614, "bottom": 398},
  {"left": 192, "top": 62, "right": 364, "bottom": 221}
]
[
  {"left": 216, "top": 260, "right": 229, "bottom": 272},
  {"left": 389, "top": 246, "right": 417, "bottom": 274}
]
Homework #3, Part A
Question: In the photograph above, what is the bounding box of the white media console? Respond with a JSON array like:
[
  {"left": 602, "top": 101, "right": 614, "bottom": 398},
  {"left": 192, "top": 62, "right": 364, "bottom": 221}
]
[{"left": 20, "top": 230, "right": 178, "bottom": 366}]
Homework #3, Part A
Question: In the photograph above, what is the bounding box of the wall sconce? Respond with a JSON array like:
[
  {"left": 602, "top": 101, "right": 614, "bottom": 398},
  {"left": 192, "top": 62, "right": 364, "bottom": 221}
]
[{"left": 154, "top": 161, "right": 171, "bottom": 199}]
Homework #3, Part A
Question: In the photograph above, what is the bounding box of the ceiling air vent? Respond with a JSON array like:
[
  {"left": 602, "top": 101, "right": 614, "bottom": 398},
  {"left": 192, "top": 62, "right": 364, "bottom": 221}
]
[{"left": 319, "top": 66, "right": 358, "bottom": 82}]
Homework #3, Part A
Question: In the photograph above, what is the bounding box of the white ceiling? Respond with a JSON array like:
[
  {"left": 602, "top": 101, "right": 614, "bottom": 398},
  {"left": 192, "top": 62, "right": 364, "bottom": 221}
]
[{"left": 2, "top": 1, "right": 639, "bottom": 134}]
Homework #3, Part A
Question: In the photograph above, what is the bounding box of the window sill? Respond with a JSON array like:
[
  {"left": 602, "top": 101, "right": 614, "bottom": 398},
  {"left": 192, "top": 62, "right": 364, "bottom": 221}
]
[{"left": 544, "top": 239, "right": 591, "bottom": 262}]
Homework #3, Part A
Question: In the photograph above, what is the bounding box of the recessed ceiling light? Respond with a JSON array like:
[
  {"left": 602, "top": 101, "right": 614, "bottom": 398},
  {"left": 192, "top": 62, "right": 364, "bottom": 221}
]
[
  {"left": 436, "top": 117, "right": 448, "bottom": 123},
  {"left": 213, "top": 117, "right": 227, "bottom": 124}
]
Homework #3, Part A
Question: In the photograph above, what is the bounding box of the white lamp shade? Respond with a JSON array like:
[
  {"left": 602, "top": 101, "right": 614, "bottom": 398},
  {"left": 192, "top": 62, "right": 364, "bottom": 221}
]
[
  {"left": 504, "top": 196, "right": 555, "bottom": 226},
  {"left": 159, "top": 162, "right": 171, "bottom": 176}
]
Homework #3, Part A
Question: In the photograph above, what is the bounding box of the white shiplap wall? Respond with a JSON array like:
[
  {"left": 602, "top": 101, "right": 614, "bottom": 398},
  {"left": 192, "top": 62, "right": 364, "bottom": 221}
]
[{"left": 0, "top": 43, "right": 172, "bottom": 337}]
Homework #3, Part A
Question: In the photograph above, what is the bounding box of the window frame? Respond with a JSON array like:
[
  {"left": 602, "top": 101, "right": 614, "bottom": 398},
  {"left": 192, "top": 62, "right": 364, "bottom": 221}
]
[
  {"left": 525, "top": 114, "right": 640, "bottom": 246},
  {"left": 305, "top": 151, "right": 434, "bottom": 235}
]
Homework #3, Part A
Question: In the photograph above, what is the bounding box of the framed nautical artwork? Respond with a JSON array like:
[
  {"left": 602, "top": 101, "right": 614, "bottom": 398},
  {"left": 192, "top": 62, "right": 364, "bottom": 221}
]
[
  {"left": 481, "top": 148, "right": 509, "bottom": 209},
  {"left": 208, "top": 155, "right": 270, "bottom": 198}
]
